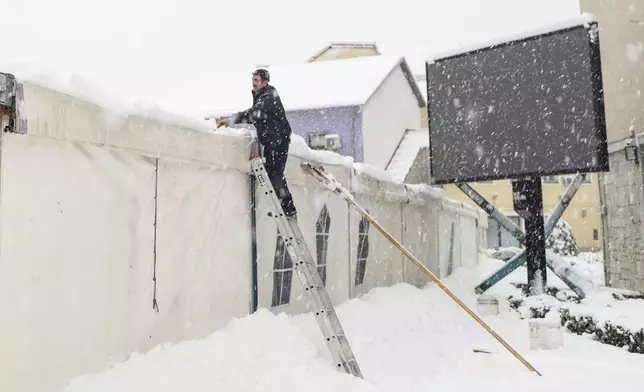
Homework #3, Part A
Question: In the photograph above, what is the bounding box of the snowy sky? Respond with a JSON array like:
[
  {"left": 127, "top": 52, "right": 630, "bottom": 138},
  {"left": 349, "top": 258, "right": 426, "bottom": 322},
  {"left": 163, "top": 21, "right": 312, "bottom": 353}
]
[{"left": 2, "top": 0, "right": 580, "bottom": 103}]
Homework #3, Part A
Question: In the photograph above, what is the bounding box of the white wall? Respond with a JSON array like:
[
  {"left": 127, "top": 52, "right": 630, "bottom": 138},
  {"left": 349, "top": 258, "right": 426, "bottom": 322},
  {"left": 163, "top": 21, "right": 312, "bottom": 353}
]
[
  {"left": 0, "top": 135, "right": 157, "bottom": 392},
  {"left": 361, "top": 64, "right": 421, "bottom": 169},
  {"left": 0, "top": 80, "right": 484, "bottom": 392},
  {"left": 438, "top": 200, "right": 486, "bottom": 278},
  {"left": 150, "top": 157, "right": 253, "bottom": 343},
  {"left": 349, "top": 172, "right": 407, "bottom": 298},
  {"left": 401, "top": 189, "right": 441, "bottom": 287}
]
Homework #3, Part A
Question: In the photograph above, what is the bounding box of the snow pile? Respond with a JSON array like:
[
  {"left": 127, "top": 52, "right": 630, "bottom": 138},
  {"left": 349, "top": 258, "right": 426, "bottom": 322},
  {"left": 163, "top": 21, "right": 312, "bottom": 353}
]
[
  {"left": 494, "top": 251, "right": 644, "bottom": 353},
  {"left": 217, "top": 127, "right": 445, "bottom": 201},
  {"left": 63, "top": 254, "right": 644, "bottom": 392},
  {"left": 486, "top": 246, "right": 523, "bottom": 262},
  {"left": 511, "top": 293, "right": 566, "bottom": 320},
  {"left": 546, "top": 250, "right": 598, "bottom": 294},
  {"left": 405, "top": 183, "right": 445, "bottom": 200},
  {"left": 213, "top": 125, "right": 256, "bottom": 139},
  {"left": 566, "top": 291, "right": 644, "bottom": 334},
  {"left": 63, "top": 309, "right": 370, "bottom": 392},
  {"left": 1, "top": 61, "right": 214, "bottom": 133},
  {"left": 289, "top": 133, "right": 355, "bottom": 167},
  {"left": 353, "top": 162, "right": 398, "bottom": 183},
  {"left": 563, "top": 252, "right": 605, "bottom": 287},
  {"left": 510, "top": 287, "right": 644, "bottom": 354},
  {"left": 128, "top": 102, "right": 215, "bottom": 133},
  {"left": 291, "top": 133, "right": 444, "bottom": 201}
]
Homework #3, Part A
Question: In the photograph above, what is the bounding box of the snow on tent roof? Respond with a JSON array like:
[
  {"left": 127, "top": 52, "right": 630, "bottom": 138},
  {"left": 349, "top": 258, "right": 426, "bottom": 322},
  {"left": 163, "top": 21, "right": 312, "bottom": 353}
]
[
  {"left": 164, "top": 54, "right": 417, "bottom": 119},
  {"left": 386, "top": 128, "right": 429, "bottom": 182}
]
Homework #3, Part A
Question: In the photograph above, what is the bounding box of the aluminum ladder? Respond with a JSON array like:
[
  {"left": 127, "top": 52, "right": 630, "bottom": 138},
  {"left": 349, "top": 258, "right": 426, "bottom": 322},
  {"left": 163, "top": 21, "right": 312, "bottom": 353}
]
[{"left": 249, "top": 152, "right": 363, "bottom": 379}]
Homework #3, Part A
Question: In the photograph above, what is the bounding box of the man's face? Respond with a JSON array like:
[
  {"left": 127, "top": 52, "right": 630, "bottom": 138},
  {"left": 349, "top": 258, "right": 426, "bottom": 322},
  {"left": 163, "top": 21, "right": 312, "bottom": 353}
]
[{"left": 252, "top": 75, "right": 268, "bottom": 91}]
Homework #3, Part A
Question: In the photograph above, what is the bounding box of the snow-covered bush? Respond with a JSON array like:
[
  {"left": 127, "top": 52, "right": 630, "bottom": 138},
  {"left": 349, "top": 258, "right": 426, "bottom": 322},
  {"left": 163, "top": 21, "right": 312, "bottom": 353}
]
[
  {"left": 508, "top": 296, "right": 523, "bottom": 311},
  {"left": 544, "top": 215, "right": 579, "bottom": 257},
  {"left": 559, "top": 308, "right": 597, "bottom": 335},
  {"left": 510, "top": 282, "right": 580, "bottom": 303},
  {"left": 632, "top": 330, "right": 644, "bottom": 354},
  {"left": 560, "top": 310, "right": 644, "bottom": 354},
  {"left": 507, "top": 290, "right": 644, "bottom": 354}
]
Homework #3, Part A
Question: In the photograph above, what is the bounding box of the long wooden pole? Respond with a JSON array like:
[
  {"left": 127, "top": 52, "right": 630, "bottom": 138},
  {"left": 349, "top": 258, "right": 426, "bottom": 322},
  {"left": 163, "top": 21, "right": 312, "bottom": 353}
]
[{"left": 302, "top": 163, "right": 542, "bottom": 376}]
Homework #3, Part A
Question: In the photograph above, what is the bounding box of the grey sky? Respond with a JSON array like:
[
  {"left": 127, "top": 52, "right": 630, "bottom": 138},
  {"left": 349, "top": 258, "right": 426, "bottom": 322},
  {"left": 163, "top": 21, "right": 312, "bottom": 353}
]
[{"left": 2, "top": 0, "right": 579, "bottom": 103}]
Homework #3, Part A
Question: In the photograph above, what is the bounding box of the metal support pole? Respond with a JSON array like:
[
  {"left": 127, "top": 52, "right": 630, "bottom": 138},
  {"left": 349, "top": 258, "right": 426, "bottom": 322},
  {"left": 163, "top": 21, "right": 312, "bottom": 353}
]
[
  {"left": 474, "top": 174, "right": 586, "bottom": 297},
  {"left": 512, "top": 177, "right": 547, "bottom": 295},
  {"left": 456, "top": 183, "right": 525, "bottom": 243}
]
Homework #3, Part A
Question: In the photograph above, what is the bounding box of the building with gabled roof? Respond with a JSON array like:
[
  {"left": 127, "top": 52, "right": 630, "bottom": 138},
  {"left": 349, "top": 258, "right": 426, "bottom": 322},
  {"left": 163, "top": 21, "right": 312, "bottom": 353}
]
[
  {"left": 385, "top": 128, "right": 430, "bottom": 184},
  {"left": 166, "top": 54, "right": 425, "bottom": 168}
]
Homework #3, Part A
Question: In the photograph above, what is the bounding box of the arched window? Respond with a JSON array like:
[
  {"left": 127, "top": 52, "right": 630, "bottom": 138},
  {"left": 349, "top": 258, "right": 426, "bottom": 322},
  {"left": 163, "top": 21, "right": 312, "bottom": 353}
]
[
  {"left": 316, "top": 206, "right": 331, "bottom": 286},
  {"left": 355, "top": 216, "right": 370, "bottom": 286},
  {"left": 271, "top": 235, "right": 293, "bottom": 307}
]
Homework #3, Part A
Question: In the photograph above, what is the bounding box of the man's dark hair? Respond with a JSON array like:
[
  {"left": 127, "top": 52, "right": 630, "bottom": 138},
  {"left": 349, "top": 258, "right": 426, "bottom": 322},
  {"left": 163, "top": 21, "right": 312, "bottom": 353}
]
[{"left": 253, "top": 68, "right": 270, "bottom": 81}]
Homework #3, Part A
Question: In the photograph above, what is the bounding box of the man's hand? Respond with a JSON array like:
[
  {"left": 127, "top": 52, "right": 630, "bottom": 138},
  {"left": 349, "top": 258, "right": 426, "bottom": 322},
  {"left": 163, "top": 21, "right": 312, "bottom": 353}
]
[{"left": 216, "top": 118, "right": 230, "bottom": 129}]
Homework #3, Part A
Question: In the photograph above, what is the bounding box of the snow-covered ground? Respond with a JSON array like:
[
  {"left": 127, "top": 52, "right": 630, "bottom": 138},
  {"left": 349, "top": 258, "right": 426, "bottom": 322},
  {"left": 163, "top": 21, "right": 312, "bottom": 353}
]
[{"left": 62, "top": 253, "right": 644, "bottom": 392}]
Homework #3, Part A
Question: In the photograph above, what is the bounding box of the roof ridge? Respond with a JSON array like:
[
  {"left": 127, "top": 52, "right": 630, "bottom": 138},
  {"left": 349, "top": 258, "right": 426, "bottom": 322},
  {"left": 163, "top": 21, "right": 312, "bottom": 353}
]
[
  {"left": 306, "top": 42, "right": 380, "bottom": 62},
  {"left": 386, "top": 128, "right": 430, "bottom": 181}
]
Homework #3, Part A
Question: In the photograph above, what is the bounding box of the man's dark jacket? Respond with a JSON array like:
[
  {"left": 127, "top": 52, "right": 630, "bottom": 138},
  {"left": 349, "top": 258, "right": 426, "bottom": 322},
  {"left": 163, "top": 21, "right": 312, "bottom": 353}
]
[{"left": 232, "top": 85, "right": 292, "bottom": 149}]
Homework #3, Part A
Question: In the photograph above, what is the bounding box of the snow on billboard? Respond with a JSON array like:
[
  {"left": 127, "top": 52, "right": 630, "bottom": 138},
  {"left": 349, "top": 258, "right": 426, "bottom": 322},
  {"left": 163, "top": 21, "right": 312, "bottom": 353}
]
[{"left": 425, "top": 16, "right": 608, "bottom": 185}]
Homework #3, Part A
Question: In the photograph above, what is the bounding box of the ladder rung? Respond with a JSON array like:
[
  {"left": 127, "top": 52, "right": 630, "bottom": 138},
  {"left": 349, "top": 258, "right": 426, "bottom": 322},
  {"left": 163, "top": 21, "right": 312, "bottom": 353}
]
[{"left": 313, "top": 308, "right": 334, "bottom": 316}]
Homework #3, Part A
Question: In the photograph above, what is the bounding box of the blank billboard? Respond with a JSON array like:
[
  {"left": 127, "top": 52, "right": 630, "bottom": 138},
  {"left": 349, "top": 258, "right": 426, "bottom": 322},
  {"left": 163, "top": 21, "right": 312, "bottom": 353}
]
[{"left": 426, "top": 18, "right": 608, "bottom": 185}]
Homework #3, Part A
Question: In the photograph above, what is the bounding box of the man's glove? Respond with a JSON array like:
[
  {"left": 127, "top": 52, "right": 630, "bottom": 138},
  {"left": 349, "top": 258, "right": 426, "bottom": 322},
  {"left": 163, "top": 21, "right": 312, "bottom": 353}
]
[{"left": 216, "top": 118, "right": 230, "bottom": 129}]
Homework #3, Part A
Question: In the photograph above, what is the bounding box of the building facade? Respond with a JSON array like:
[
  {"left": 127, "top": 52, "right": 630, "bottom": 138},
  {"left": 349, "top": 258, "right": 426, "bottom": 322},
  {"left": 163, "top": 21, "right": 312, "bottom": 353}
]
[
  {"left": 171, "top": 54, "right": 424, "bottom": 169},
  {"left": 580, "top": 0, "right": 644, "bottom": 292}
]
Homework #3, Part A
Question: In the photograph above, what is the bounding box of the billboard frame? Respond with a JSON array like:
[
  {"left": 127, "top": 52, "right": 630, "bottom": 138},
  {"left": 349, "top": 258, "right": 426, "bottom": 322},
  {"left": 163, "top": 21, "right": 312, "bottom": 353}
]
[{"left": 425, "top": 19, "right": 608, "bottom": 185}]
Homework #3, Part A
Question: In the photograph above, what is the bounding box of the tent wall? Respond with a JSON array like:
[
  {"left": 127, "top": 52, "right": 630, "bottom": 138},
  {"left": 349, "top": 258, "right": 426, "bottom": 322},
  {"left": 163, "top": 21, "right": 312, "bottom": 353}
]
[{"left": 0, "top": 81, "right": 486, "bottom": 391}]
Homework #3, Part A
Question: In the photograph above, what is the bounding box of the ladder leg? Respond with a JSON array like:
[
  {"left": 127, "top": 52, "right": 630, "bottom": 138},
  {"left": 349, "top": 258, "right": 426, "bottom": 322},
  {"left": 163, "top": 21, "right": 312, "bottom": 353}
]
[{"left": 250, "top": 155, "right": 363, "bottom": 378}]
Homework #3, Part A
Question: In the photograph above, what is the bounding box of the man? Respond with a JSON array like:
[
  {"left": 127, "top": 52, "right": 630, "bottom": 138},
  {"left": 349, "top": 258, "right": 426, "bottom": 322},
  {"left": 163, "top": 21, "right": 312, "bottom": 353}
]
[{"left": 217, "top": 69, "right": 297, "bottom": 218}]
